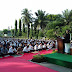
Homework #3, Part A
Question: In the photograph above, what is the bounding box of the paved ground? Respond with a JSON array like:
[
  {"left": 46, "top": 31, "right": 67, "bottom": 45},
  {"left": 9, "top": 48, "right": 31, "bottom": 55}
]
[{"left": 37, "top": 62, "right": 72, "bottom": 72}]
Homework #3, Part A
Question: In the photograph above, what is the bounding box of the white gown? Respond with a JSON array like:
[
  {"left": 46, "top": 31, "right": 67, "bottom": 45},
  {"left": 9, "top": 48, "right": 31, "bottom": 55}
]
[{"left": 65, "top": 43, "right": 70, "bottom": 53}]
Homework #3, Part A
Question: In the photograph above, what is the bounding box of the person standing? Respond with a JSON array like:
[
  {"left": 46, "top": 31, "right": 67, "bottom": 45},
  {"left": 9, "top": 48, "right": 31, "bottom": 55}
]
[{"left": 64, "top": 30, "right": 70, "bottom": 54}]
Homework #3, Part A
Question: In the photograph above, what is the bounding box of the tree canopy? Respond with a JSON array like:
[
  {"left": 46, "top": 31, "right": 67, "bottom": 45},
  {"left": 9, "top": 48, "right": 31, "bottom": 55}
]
[{"left": 2, "top": 9, "right": 72, "bottom": 39}]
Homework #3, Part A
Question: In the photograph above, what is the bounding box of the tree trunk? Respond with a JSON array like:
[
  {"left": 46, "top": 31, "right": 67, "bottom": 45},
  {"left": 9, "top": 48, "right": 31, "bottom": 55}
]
[
  {"left": 23, "top": 23, "right": 25, "bottom": 33},
  {"left": 27, "top": 24, "right": 30, "bottom": 39},
  {"left": 31, "top": 24, "right": 33, "bottom": 36}
]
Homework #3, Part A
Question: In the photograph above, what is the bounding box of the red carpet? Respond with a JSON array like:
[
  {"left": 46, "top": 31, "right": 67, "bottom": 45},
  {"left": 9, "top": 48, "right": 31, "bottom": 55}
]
[
  {"left": 20, "top": 53, "right": 38, "bottom": 60},
  {"left": 19, "top": 50, "right": 53, "bottom": 60},
  {"left": 0, "top": 50, "right": 58, "bottom": 72},
  {"left": 0, "top": 57, "right": 58, "bottom": 72},
  {"left": 0, "top": 56, "right": 13, "bottom": 60}
]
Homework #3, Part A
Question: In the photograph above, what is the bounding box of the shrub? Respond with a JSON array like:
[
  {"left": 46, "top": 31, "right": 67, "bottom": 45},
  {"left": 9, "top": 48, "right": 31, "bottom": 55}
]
[
  {"left": 61, "top": 25, "right": 70, "bottom": 34},
  {"left": 31, "top": 55, "right": 46, "bottom": 63},
  {"left": 46, "top": 29, "right": 55, "bottom": 39},
  {"left": 38, "top": 30, "right": 44, "bottom": 37},
  {"left": 52, "top": 50, "right": 58, "bottom": 53}
]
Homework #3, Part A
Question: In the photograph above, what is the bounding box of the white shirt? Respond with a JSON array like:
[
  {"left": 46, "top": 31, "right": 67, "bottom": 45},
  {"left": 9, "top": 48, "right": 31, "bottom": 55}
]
[
  {"left": 14, "top": 43, "right": 18, "bottom": 47},
  {"left": 38, "top": 45, "right": 43, "bottom": 49},
  {"left": 27, "top": 41, "right": 30, "bottom": 44},
  {"left": 47, "top": 43, "right": 50, "bottom": 48},
  {"left": 19, "top": 43, "right": 21, "bottom": 46},
  {"left": 43, "top": 44, "right": 46, "bottom": 48},
  {"left": 47, "top": 43, "right": 53, "bottom": 49},
  {"left": 34, "top": 45, "right": 38, "bottom": 50},
  {"left": 10, "top": 43, "right": 14, "bottom": 46},
  {"left": 28, "top": 45, "right": 33, "bottom": 50},
  {"left": 8, "top": 47, "right": 17, "bottom": 53},
  {"left": 23, "top": 46, "right": 30, "bottom": 52}
]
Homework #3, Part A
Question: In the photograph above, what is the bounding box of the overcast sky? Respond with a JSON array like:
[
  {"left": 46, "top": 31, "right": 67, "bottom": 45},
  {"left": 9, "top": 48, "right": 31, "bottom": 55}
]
[{"left": 0, "top": 0, "right": 72, "bottom": 30}]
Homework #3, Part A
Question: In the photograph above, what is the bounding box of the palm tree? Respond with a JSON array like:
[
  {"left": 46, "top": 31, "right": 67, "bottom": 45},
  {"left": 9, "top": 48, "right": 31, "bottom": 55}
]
[
  {"left": 21, "top": 8, "right": 33, "bottom": 39},
  {"left": 62, "top": 9, "right": 72, "bottom": 25},
  {"left": 35, "top": 10, "right": 48, "bottom": 31},
  {"left": 34, "top": 19, "right": 38, "bottom": 38},
  {"left": 22, "top": 23, "right": 25, "bottom": 33}
]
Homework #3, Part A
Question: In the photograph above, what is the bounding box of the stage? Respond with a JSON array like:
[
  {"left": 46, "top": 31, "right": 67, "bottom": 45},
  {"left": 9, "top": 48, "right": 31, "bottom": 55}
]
[{"left": 44, "top": 53, "right": 72, "bottom": 68}]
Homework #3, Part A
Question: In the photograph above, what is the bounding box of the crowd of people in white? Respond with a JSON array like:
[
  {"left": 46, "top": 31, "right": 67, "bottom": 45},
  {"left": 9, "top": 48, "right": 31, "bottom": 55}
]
[{"left": 0, "top": 37, "right": 57, "bottom": 56}]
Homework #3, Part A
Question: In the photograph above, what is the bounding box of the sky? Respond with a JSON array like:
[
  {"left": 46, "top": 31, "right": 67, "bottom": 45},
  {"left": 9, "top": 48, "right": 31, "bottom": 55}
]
[{"left": 0, "top": 0, "right": 72, "bottom": 30}]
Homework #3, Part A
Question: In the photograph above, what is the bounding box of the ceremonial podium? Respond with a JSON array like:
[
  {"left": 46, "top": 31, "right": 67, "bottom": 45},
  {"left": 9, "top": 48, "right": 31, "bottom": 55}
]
[
  {"left": 70, "top": 48, "right": 72, "bottom": 55},
  {"left": 57, "top": 38, "right": 65, "bottom": 53}
]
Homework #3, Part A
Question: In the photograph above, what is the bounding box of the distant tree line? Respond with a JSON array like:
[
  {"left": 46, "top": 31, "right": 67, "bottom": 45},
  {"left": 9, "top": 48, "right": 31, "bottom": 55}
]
[{"left": 2, "top": 9, "right": 72, "bottom": 39}]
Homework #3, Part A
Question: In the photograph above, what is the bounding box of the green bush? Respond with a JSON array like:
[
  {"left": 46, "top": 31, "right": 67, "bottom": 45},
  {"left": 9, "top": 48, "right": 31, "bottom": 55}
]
[
  {"left": 22, "top": 33, "right": 27, "bottom": 38},
  {"left": 62, "top": 25, "right": 70, "bottom": 34},
  {"left": 52, "top": 50, "right": 58, "bottom": 53},
  {"left": 29, "top": 29, "right": 33, "bottom": 39},
  {"left": 16, "top": 31, "right": 19, "bottom": 37},
  {"left": 46, "top": 29, "right": 55, "bottom": 39},
  {"left": 3, "top": 29, "right": 8, "bottom": 34},
  {"left": 38, "top": 30, "right": 44, "bottom": 37},
  {"left": 31, "top": 55, "right": 46, "bottom": 63}
]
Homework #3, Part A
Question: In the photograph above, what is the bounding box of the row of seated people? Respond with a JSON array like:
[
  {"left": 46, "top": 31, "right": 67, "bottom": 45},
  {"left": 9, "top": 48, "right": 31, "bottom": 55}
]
[{"left": 0, "top": 41, "right": 55, "bottom": 56}]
